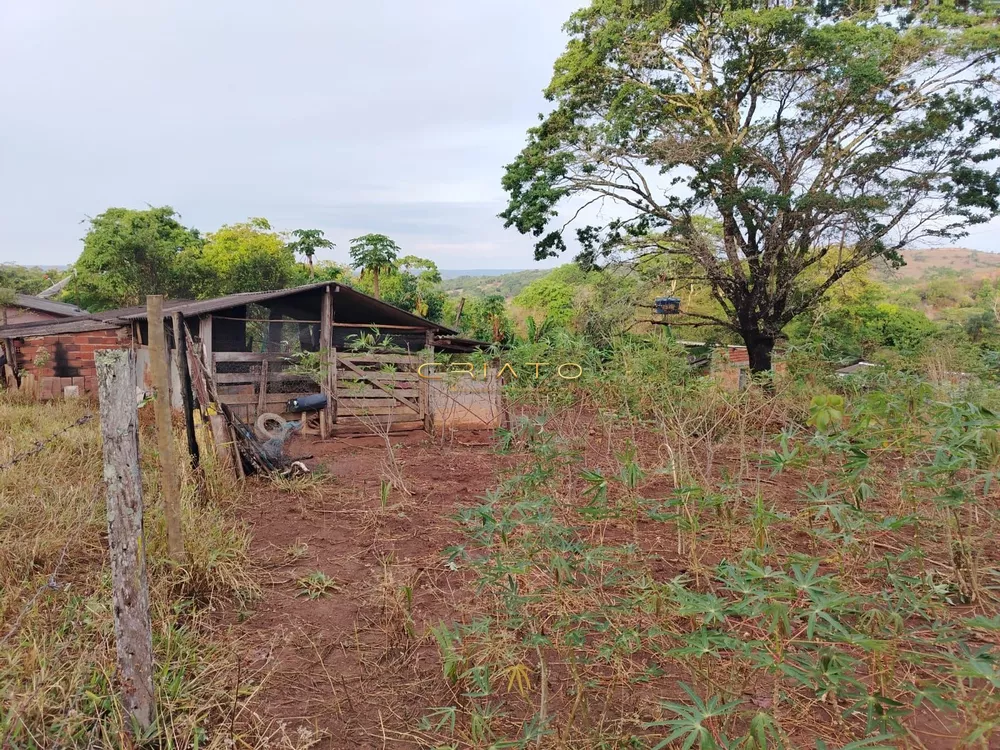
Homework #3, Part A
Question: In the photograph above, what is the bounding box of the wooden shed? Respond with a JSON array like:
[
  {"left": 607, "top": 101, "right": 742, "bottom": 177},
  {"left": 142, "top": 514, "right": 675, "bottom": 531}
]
[{"left": 0, "top": 282, "right": 502, "bottom": 435}]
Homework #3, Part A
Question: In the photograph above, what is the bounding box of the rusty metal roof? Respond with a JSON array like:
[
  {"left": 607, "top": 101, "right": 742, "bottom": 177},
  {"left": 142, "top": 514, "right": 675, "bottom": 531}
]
[{"left": 0, "top": 282, "right": 458, "bottom": 338}]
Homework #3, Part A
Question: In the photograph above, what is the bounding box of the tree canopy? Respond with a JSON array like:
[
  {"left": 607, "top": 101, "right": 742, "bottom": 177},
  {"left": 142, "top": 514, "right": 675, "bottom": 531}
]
[
  {"left": 195, "top": 218, "right": 299, "bottom": 298},
  {"left": 349, "top": 233, "right": 401, "bottom": 299},
  {"left": 74, "top": 206, "right": 202, "bottom": 311},
  {"left": 288, "top": 228, "right": 335, "bottom": 278},
  {"left": 501, "top": 0, "right": 1000, "bottom": 371}
]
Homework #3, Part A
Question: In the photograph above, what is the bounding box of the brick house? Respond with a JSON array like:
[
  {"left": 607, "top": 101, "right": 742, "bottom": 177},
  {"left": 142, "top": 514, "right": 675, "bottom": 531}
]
[{"left": 1, "top": 317, "right": 132, "bottom": 399}]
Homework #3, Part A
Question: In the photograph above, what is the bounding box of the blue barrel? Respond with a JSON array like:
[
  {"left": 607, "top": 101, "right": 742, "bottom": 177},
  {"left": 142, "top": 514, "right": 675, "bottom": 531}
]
[{"left": 285, "top": 393, "right": 328, "bottom": 412}]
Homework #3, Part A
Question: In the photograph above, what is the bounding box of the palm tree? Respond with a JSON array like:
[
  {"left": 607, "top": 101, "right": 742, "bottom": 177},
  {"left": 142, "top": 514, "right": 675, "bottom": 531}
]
[
  {"left": 289, "top": 228, "right": 335, "bottom": 279},
  {"left": 349, "top": 234, "right": 400, "bottom": 299}
]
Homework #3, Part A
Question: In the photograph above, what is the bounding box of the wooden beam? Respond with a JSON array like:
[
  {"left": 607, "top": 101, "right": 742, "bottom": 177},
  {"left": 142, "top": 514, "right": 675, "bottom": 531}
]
[
  {"left": 320, "top": 285, "right": 332, "bottom": 439},
  {"left": 422, "top": 328, "right": 434, "bottom": 434},
  {"left": 331, "top": 322, "right": 432, "bottom": 331},
  {"left": 147, "top": 295, "right": 185, "bottom": 563},
  {"left": 200, "top": 314, "right": 213, "bottom": 365}
]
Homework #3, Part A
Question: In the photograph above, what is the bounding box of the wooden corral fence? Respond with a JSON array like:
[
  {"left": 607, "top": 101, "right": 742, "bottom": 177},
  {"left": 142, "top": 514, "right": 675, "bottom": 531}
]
[
  {"left": 207, "top": 347, "right": 503, "bottom": 437},
  {"left": 334, "top": 351, "right": 428, "bottom": 433},
  {"left": 209, "top": 349, "right": 433, "bottom": 436}
]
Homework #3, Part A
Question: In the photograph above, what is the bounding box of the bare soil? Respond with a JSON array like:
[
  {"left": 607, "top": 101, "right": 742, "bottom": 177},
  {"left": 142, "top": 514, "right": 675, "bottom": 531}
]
[{"left": 235, "top": 429, "right": 508, "bottom": 748}]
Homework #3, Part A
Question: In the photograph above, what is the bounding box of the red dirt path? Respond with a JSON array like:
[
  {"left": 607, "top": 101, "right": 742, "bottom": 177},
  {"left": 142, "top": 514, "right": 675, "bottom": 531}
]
[{"left": 235, "top": 429, "right": 506, "bottom": 748}]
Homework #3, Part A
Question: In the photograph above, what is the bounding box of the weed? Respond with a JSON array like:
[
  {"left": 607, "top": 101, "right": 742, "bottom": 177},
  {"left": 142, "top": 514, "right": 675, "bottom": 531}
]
[{"left": 296, "top": 571, "right": 338, "bottom": 599}]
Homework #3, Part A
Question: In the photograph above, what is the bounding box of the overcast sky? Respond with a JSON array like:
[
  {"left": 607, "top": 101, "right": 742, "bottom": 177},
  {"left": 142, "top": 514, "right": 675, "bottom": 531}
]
[
  {"left": 1, "top": 1, "right": 997, "bottom": 271},
  {"left": 0, "top": 0, "right": 583, "bottom": 269}
]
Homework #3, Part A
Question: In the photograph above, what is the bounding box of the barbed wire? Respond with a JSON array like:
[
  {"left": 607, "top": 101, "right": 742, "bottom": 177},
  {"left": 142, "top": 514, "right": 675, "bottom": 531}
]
[
  {"left": 0, "top": 414, "right": 93, "bottom": 473},
  {"left": 0, "top": 486, "right": 102, "bottom": 647}
]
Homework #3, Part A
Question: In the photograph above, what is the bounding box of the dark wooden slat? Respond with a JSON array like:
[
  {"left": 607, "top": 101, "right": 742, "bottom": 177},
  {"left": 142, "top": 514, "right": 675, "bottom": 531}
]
[{"left": 215, "top": 371, "right": 315, "bottom": 384}]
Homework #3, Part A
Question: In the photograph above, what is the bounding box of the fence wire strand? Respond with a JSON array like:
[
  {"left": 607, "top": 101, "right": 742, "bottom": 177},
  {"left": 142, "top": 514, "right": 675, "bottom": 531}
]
[{"left": 0, "top": 414, "right": 93, "bottom": 473}]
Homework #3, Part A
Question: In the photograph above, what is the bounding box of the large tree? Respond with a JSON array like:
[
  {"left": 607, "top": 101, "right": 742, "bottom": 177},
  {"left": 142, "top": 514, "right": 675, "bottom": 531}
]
[
  {"left": 349, "top": 233, "right": 400, "bottom": 299},
  {"left": 196, "top": 218, "right": 298, "bottom": 297},
  {"left": 75, "top": 206, "right": 201, "bottom": 310},
  {"left": 501, "top": 0, "right": 1000, "bottom": 371}
]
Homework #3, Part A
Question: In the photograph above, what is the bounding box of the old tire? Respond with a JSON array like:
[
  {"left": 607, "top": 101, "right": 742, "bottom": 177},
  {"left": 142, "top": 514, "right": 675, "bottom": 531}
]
[{"left": 255, "top": 412, "right": 285, "bottom": 441}]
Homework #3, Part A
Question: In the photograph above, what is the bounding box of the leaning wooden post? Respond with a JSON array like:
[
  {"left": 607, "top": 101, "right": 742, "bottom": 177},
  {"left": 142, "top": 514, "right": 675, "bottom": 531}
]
[
  {"left": 147, "top": 295, "right": 185, "bottom": 562},
  {"left": 172, "top": 312, "right": 200, "bottom": 469},
  {"left": 96, "top": 349, "right": 155, "bottom": 732}
]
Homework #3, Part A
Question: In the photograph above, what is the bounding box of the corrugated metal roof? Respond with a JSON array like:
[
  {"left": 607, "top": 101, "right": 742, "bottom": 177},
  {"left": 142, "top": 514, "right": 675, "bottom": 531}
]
[
  {"left": 10, "top": 294, "right": 86, "bottom": 317},
  {"left": 0, "top": 282, "right": 458, "bottom": 337},
  {"left": 0, "top": 317, "right": 123, "bottom": 338},
  {"left": 115, "top": 282, "right": 458, "bottom": 334}
]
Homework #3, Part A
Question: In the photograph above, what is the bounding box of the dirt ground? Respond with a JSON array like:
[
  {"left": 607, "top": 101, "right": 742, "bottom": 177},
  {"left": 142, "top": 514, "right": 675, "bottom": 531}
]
[
  {"left": 231, "top": 407, "right": 998, "bottom": 749},
  {"left": 235, "top": 427, "right": 508, "bottom": 748}
]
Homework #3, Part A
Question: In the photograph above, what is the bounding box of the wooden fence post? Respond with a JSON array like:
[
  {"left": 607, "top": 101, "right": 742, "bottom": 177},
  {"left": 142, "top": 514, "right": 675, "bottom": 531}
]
[
  {"left": 423, "top": 329, "right": 435, "bottom": 434},
  {"left": 320, "top": 285, "right": 333, "bottom": 438},
  {"left": 147, "top": 296, "right": 185, "bottom": 562},
  {"left": 96, "top": 349, "right": 155, "bottom": 732}
]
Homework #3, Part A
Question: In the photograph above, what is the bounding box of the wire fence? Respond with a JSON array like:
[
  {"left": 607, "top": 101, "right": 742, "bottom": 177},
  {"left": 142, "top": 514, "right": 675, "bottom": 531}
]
[
  {"left": 0, "top": 414, "right": 99, "bottom": 646},
  {"left": 0, "top": 414, "right": 93, "bottom": 473}
]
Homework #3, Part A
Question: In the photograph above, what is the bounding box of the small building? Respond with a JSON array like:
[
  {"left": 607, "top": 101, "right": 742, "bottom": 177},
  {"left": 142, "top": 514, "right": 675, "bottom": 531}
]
[
  {"left": 0, "top": 292, "right": 85, "bottom": 327},
  {"left": 0, "top": 282, "right": 499, "bottom": 434}
]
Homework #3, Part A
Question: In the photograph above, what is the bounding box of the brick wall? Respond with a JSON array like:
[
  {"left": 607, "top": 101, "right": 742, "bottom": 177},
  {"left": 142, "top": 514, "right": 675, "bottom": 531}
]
[{"left": 14, "top": 327, "right": 131, "bottom": 399}]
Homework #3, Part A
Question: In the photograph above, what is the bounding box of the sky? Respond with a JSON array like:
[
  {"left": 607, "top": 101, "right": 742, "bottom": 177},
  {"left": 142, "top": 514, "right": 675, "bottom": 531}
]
[
  {"left": 1, "top": 1, "right": 997, "bottom": 271},
  {"left": 0, "top": 0, "right": 582, "bottom": 269}
]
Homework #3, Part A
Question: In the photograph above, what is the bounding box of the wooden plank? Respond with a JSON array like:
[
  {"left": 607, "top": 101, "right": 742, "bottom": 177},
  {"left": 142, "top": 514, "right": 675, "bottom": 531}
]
[
  {"left": 333, "top": 386, "right": 419, "bottom": 399},
  {"left": 422, "top": 329, "right": 433, "bottom": 432},
  {"left": 183, "top": 327, "right": 211, "bottom": 412},
  {"left": 214, "top": 371, "right": 314, "bottom": 384},
  {"left": 200, "top": 315, "right": 212, "bottom": 365},
  {"left": 331, "top": 346, "right": 338, "bottom": 423},
  {"left": 213, "top": 351, "right": 295, "bottom": 362},
  {"left": 338, "top": 396, "right": 421, "bottom": 409},
  {"left": 147, "top": 295, "right": 184, "bottom": 563},
  {"left": 338, "top": 353, "right": 421, "bottom": 365},
  {"left": 218, "top": 392, "right": 315, "bottom": 406},
  {"left": 338, "top": 406, "right": 420, "bottom": 417},
  {"left": 96, "top": 349, "right": 155, "bottom": 732},
  {"left": 336, "top": 370, "right": 422, "bottom": 382},
  {"left": 337, "top": 357, "right": 421, "bottom": 412},
  {"left": 332, "top": 322, "right": 430, "bottom": 331},
  {"left": 257, "top": 360, "right": 268, "bottom": 416}
]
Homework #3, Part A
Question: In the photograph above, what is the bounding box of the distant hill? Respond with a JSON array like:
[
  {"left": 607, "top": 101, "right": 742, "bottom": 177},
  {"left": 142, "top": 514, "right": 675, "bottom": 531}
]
[
  {"left": 878, "top": 247, "right": 1000, "bottom": 282},
  {"left": 440, "top": 268, "right": 551, "bottom": 299},
  {"left": 439, "top": 268, "right": 529, "bottom": 280}
]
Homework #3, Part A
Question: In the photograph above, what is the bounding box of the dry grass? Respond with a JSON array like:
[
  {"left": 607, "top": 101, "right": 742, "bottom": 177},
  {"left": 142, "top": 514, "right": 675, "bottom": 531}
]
[{"left": 0, "top": 394, "right": 315, "bottom": 748}]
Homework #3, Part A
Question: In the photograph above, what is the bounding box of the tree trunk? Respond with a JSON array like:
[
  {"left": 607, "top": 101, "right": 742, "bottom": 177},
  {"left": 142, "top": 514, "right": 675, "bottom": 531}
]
[
  {"left": 372, "top": 269, "right": 381, "bottom": 300},
  {"left": 745, "top": 334, "right": 774, "bottom": 374},
  {"left": 308, "top": 254, "right": 314, "bottom": 279}
]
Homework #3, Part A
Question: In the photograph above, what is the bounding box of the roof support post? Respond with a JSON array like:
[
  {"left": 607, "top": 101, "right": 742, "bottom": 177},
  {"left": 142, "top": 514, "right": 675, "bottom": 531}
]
[{"left": 320, "top": 285, "right": 333, "bottom": 439}]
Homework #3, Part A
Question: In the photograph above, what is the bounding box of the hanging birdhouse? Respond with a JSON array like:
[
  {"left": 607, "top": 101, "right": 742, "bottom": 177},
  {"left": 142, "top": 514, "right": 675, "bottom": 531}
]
[{"left": 654, "top": 296, "right": 681, "bottom": 315}]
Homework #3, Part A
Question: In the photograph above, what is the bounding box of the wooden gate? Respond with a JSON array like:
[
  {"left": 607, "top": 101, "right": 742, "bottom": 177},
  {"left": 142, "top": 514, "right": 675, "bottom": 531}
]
[{"left": 332, "top": 352, "right": 427, "bottom": 433}]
